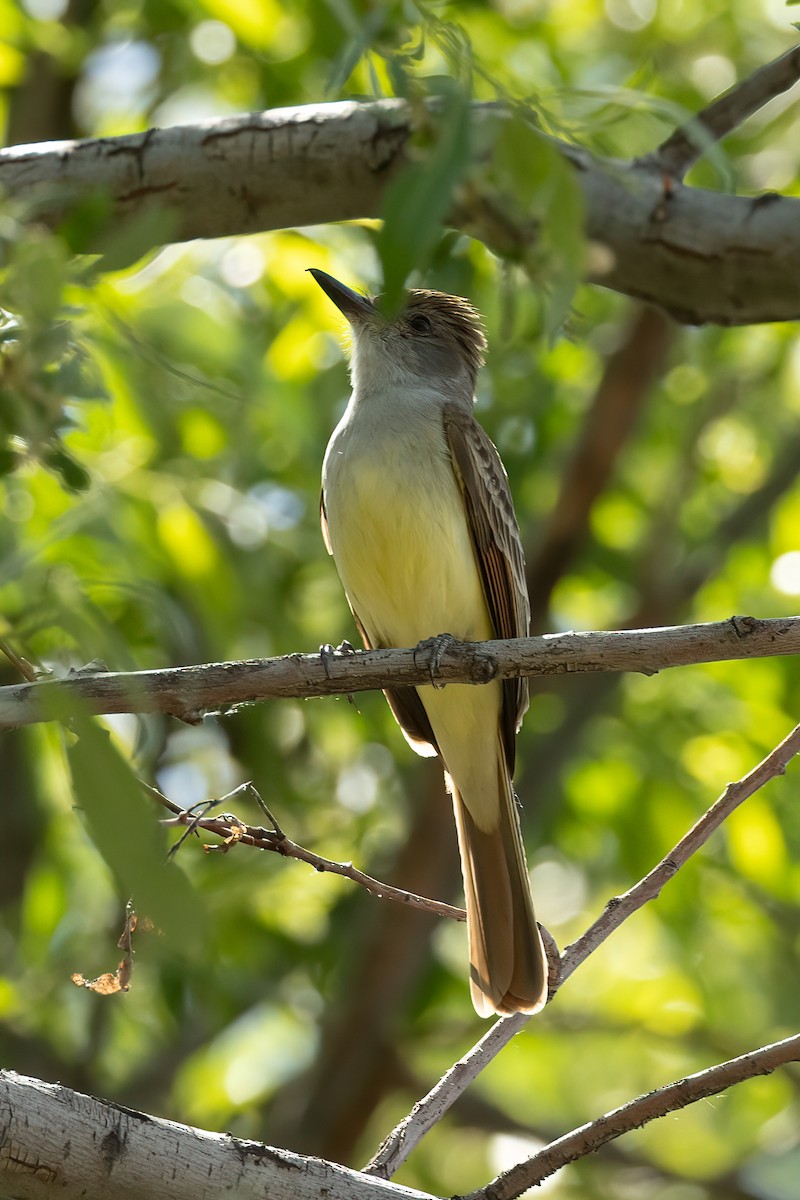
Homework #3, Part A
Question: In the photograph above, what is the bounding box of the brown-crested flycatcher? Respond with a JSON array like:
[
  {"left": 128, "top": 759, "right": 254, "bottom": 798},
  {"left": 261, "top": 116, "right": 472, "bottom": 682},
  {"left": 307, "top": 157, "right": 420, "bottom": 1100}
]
[{"left": 310, "top": 269, "right": 547, "bottom": 1016}]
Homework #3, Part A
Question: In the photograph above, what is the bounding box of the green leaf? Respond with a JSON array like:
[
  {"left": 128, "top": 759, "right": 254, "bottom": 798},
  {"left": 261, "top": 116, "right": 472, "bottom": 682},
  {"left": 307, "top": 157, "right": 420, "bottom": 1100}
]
[
  {"left": 377, "top": 86, "right": 471, "bottom": 311},
  {"left": 9, "top": 236, "right": 67, "bottom": 326},
  {"left": 65, "top": 711, "right": 203, "bottom": 955},
  {"left": 540, "top": 152, "right": 585, "bottom": 338},
  {"left": 485, "top": 113, "right": 584, "bottom": 335},
  {"left": 489, "top": 114, "right": 564, "bottom": 217},
  {"left": 58, "top": 191, "right": 115, "bottom": 257},
  {"left": 43, "top": 445, "right": 92, "bottom": 492},
  {"left": 94, "top": 205, "right": 180, "bottom": 273}
]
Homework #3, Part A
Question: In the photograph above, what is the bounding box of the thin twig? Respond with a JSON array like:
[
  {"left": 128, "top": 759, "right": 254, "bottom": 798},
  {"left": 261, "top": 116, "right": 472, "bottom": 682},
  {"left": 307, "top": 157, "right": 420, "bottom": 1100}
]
[
  {"left": 558, "top": 718, "right": 800, "bottom": 982},
  {"left": 363, "top": 719, "right": 800, "bottom": 1179},
  {"left": 652, "top": 42, "right": 800, "bottom": 179},
  {"left": 147, "top": 783, "right": 466, "bottom": 923},
  {"left": 2, "top": 615, "right": 800, "bottom": 730},
  {"left": 468, "top": 1034, "right": 800, "bottom": 1199},
  {"left": 0, "top": 637, "right": 38, "bottom": 683}
]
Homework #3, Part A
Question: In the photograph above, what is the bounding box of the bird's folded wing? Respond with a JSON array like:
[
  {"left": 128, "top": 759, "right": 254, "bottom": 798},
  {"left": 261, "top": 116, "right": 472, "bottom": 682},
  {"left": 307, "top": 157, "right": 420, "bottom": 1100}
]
[{"left": 442, "top": 403, "right": 531, "bottom": 770}]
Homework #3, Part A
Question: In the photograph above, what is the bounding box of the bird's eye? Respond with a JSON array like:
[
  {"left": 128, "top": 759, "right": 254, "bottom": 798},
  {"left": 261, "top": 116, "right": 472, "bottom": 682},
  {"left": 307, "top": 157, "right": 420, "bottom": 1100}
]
[{"left": 408, "top": 314, "right": 432, "bottom": 335}]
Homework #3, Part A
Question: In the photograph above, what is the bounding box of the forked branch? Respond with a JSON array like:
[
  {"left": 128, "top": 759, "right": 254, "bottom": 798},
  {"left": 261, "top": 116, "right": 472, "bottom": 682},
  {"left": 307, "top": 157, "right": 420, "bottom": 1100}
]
[{"left": 364, "top": 719, "right": 800, "bottom": 1178}]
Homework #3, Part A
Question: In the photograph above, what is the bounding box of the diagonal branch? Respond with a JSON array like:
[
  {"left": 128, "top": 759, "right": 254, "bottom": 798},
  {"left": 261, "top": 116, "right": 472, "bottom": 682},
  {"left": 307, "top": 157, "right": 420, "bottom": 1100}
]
[
  {"left": 363, "top": 718, "right": 800, "bottom": 1179},
  {"left": 2, "top": 615, "right": 799, "bottom": 730},
  {"left": 557, "top": 718, "right": 800, "bottom": 980},
  {"left": 652, "top": 42, "right": 800, "bottom": 179},
  {"left": 469, "top": 1034, "right": 800, "bottom": 1200}
]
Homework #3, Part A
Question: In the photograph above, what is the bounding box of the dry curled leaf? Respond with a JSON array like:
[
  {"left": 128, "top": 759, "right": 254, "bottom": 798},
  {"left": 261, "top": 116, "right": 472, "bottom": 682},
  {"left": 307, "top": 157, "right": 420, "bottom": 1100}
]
[
  {"left": 72, "top": 902, "right": 138, "bottom": 995},
  {"left": 71, "top": 967, "right": 128, "bottom": 995}
]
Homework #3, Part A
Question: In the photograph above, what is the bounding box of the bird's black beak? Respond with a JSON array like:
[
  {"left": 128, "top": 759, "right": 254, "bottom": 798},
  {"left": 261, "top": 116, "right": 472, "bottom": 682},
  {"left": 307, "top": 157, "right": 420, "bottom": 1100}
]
[{"left": 307, "top": 269, "right": 375, "bottom": 324}]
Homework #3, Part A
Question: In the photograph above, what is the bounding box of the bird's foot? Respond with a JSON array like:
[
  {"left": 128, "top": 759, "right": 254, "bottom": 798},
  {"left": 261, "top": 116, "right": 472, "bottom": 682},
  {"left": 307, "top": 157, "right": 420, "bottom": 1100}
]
[
  {"left": 319, "top": 640, "right": 356, "bottom": 680},
  {"left": 414, "top": 632, "right": 456, "bottom": 690}
]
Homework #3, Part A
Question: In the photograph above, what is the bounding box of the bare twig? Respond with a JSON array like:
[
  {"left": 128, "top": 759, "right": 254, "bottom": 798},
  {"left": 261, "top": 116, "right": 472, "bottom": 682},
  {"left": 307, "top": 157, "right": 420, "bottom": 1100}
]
[
  {"left": 148, "top": 783, "right": 466, "bottom": 923},
  {"left": 363, "top": 719, "right": 800, "bottom": 1179},
  {"left": 653, "top": 42, "right": 800, "bottom": 179},
  {"left": 2, "top": 615, "right": 799, "bottom": 730},
  {"left": 0, "top": 637, "right": 38, "bottom": 683},
  {"left": 558, "top": 718, "right": 800, "bottom": 980},
  {"left": 469, "top": 1034, "right": 800, "bottom": 1200}
]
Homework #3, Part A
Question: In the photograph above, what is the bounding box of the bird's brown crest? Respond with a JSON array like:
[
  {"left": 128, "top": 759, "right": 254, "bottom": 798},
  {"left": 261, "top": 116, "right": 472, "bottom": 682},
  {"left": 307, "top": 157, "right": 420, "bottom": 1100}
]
[{"left": 402, "top": 290, "right": 488, "bottom": 382}]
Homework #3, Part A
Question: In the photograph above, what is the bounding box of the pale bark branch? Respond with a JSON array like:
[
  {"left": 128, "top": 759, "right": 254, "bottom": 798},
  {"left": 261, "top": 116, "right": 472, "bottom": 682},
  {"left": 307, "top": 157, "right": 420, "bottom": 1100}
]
[
  {"left": 2, "top": 615, "right": 799, "bottom": 730},
  {"left": 0, "top": 1070, "right": 437, "bottom": 1200},
  {"left": 1, "top": 44, "right": 799, "bottom": 323},
  {"left": 468, "top": 1034, "right": 800, "bottom": 1200},
  {"left": 363, "top": 718, "right": 800, "bottom": 1179}
]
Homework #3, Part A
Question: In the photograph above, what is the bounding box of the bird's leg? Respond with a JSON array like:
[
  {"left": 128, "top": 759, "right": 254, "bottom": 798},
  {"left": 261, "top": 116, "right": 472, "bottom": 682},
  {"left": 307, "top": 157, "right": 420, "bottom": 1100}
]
[{"left": 414, "top": 632, "right": 456, "bottom": 690}]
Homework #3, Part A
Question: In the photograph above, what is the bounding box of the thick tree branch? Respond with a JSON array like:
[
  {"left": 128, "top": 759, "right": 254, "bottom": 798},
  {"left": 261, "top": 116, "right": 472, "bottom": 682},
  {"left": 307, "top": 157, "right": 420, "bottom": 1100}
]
[
  {"left": 1, "top": 44, "right": 800, "bottom": 323},
  {"left": 1, "top": 615, "right": 798, "bottom": 730},
  {"left": 0, "top": 1070, "right": 437, "bottom": 1200},
  {"left": 469, "top": 1034, "right": 800, "bottom": 1200},
  {"left": 364, "top": 718, "right": 800, "bottom": 1179}
]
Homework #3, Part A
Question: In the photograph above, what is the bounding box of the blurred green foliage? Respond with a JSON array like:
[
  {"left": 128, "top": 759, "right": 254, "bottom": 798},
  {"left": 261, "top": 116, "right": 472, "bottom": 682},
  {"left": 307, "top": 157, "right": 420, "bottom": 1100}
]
[{"left": 1, "top": 2, "right": 800, "bottom": 1199}]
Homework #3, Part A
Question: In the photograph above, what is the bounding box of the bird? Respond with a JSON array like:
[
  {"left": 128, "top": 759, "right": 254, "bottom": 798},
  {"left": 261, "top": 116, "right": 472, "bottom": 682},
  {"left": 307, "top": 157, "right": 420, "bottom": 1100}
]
[{"left": 310, "top": 268, "right": 548, "bottom": 1017}]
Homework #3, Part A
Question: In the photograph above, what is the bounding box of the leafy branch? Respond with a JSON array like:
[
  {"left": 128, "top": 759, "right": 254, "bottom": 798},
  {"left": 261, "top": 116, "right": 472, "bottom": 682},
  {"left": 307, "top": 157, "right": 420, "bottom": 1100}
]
[{"left": 1, "top": 45, "right": 799, "bottom": 323}]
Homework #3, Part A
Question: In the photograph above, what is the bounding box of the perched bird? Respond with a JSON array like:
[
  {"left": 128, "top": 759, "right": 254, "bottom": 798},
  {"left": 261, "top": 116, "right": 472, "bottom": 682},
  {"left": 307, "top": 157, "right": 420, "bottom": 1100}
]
[{"left": 310, "top": 269, "right": 548, "bottom": 1016}]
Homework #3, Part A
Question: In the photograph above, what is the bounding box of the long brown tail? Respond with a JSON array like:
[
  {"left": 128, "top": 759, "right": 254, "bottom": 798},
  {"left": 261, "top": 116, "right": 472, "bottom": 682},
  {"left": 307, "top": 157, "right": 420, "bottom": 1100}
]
[{"left": 451, "top": 762, "right": 548, "bottom": 1017}]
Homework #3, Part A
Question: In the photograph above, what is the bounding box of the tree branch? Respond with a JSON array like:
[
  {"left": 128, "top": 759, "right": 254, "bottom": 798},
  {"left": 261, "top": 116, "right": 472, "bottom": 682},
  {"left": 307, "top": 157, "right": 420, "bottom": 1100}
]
[
  {"left": 557, "top": 717, "right": 800, "bottom": 981},
  {"left": 151, "top": 782, "right": 466, "bottom": 923},
  {"left": 1, "top": 44, "right": 800, "bottom": 323},
  {"left": 469, "top": 1034, "right": 800, "bottom": 1200},
  {"left": 363, "top": 718, "right": 800, "bottom": 1179},
  {"left": 0, "top": 1070, "right": 437, "bottom": 1200},
  {"left": 2, "top": 615, "right": 799, "bottom": 730},
  {"left": 6, "top": 728, "right": 799, "bottom": 1200},
  {"left": 652, "top": 42, "right": 800, "bottom": 179}
]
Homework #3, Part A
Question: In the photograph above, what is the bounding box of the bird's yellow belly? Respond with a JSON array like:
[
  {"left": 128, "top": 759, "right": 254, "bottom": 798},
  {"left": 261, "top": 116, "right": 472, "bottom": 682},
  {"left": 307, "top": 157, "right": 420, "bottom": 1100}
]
[{"left": 327, "top": 457, "right": 493, "bottom": 651}]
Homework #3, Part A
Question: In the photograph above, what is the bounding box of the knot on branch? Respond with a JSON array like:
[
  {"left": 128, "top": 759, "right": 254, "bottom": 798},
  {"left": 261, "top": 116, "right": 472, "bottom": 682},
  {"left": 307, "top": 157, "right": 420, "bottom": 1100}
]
[
  {"left": 466, "top": 647, "right": 498, "bottom": 685},
  {"left": 730, "top": 614, "right": 758, "bottom": 639}
]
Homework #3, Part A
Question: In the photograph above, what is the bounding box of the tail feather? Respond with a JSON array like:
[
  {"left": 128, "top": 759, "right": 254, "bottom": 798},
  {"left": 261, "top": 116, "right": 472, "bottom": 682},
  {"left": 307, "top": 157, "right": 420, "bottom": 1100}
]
[{"left": 451, "top": 763, "right": 548, "bottom": 1017}]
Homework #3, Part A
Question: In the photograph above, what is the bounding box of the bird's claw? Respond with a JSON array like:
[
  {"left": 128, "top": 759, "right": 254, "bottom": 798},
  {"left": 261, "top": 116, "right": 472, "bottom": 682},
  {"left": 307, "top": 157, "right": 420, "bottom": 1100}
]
[
  {"left": 319, "top": 640, "right": 357, "bottom": 679},
  {"left": 414, "top": 632, "right": 456, "bottom": 690}
]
